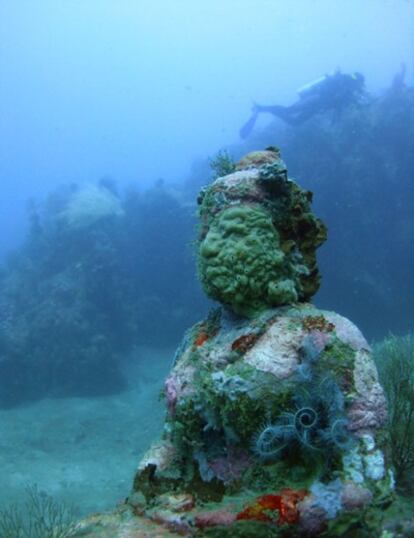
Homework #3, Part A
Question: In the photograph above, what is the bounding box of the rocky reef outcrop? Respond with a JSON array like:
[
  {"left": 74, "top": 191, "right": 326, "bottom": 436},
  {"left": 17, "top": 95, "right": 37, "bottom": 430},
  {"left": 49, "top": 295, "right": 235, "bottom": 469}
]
[{"left": 72, "top": 150, "right": 392, "bottom": 537}]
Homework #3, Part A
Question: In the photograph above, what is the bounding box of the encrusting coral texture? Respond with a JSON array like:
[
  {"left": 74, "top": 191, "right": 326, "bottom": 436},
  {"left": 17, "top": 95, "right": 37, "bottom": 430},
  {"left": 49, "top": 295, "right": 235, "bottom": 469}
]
[
  {"left": 71, "top": 150, "right": 393, "bottom": 537},
  {"left": 197, "top": 148, "right": 326, "bottom": 317}
]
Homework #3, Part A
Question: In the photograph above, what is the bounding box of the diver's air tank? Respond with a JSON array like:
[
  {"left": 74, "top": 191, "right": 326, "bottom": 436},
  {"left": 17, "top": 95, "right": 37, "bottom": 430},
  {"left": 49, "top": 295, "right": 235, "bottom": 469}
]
[{"left": 297, "top": 73, "right": 334, "bottom": 98}]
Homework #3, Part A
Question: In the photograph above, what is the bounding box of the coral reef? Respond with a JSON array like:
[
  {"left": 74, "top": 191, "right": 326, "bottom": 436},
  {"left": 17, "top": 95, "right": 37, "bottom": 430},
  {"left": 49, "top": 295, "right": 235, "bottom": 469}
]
[{"left": 0, "top": 182, "right": 200, "bottom": 406}]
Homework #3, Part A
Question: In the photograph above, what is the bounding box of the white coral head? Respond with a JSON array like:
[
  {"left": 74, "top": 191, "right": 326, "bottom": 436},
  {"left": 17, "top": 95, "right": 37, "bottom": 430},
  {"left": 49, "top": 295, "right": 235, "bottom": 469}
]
[{"left": 61, "top": 185, "right": 124, "bottom": 229}]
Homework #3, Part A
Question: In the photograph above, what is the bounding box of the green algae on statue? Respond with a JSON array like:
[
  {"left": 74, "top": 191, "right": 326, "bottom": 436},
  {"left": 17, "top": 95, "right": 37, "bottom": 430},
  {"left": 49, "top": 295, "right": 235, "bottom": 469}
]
[
  {"left": 197, "top": 149, "right": 327, "bottom": 317},
  {"left": 126, "top": 151, "right": 391, "bottom": 537},
  {"left": 70, "top": 150, "right": 392, "bottom": 537}
]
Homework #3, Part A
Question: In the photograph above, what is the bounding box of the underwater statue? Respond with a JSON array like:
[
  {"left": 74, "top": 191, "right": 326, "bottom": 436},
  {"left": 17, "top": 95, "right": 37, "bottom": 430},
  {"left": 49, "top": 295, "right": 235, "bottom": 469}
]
[{"left": 73, "top": 149, "right": 393, "bottom": 537}]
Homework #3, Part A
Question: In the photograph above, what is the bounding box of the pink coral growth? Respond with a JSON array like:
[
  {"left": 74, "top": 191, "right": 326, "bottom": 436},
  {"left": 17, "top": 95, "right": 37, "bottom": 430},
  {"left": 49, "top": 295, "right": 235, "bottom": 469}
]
[
  {"left": 208, "top": 447, "right": 251, "bottom": 484},
  {"left": 297, "top": 496, "right": 327, "bottom": 535},
  {"left": 309, "top": 330, "right": 331, "bottom": 352},
  {"left": 341, "top": 483, "right": 372, "bottom": 510},
  {"left": 195, "top": 510, "right": 236, "bottom": 529},
  {"left": 326, "top": 313, "right": 370, "bottom": 351},
  {"left": 347, "top": 388, "right": 387, "bottom": 434},
  {"left": 164, "top": 374, "right": 181, "bottom": 416}
]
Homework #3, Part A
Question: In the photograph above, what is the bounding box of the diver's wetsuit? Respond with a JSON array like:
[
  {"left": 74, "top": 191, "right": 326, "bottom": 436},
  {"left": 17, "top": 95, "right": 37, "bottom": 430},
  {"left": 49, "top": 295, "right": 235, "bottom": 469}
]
[{"left": 240, "top": 71, "right": 365, "bottom": 138}]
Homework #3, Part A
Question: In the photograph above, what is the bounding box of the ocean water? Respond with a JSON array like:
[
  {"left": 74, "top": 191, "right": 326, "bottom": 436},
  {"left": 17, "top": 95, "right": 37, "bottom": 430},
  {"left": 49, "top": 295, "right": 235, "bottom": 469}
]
[{"left": 0, "top": 0, "right": 413, "bottom": 529}]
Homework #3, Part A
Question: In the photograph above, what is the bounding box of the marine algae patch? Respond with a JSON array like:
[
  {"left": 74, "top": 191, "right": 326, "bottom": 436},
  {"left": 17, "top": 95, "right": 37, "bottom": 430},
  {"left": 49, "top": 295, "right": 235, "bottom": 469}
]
[{"left": 198, "top": 205, "right": 297, "bottom": 317}]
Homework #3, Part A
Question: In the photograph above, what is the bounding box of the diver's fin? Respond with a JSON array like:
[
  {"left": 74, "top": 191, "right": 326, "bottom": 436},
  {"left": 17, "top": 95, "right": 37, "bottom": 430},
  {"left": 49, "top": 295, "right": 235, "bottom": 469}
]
[{"left": 239, "top": 111, "right": 258, "bottom": 139}]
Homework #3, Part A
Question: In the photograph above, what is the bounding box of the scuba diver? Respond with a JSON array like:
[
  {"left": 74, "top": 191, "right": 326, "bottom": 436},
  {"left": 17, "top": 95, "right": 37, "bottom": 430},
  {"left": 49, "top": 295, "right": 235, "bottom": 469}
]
[{"left": 240, "top": 70, "right": 366, "bottom": 138}]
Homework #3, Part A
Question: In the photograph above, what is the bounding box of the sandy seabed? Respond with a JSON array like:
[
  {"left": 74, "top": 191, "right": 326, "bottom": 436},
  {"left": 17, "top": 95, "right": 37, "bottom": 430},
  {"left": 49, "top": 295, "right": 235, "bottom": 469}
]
[{"left": 0, "top": 346, "right": 173, "bottom": 517}]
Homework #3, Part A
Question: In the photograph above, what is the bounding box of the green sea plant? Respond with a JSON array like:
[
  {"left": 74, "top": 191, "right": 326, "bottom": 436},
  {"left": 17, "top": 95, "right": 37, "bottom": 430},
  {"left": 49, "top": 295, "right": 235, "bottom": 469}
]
[
  {"left": 374, "top": 334, "right": 414, "bottom": 489},
  {"left": 209, "top": 150, "right": 236, "bottom": 179},
  {"left": 0, "top": 485, "right": 76, "bottom": 538}
]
